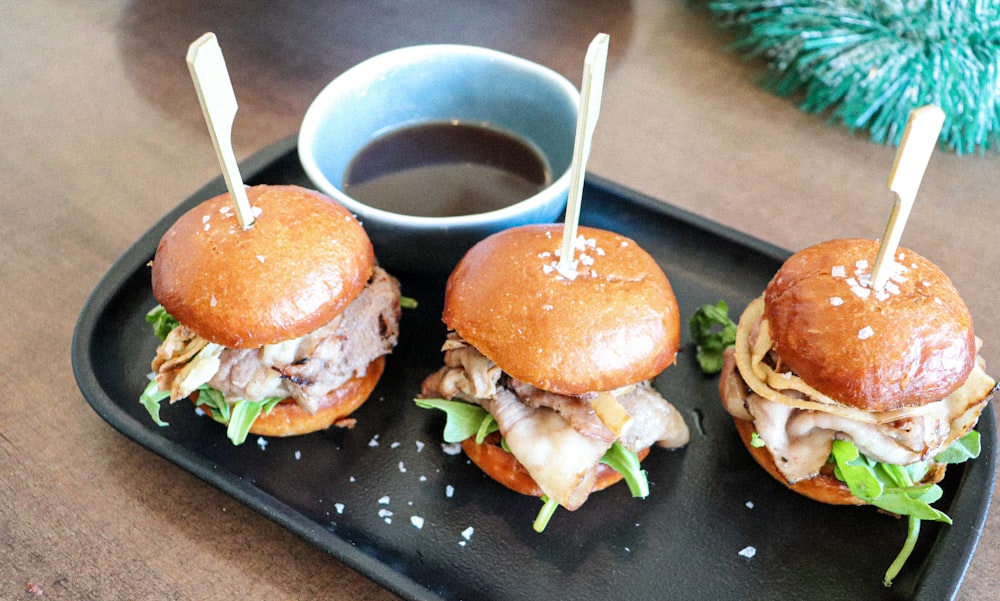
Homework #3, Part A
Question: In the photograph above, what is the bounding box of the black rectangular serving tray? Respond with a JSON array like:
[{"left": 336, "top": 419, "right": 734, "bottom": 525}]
[{"left": 72, "top": 137, "right": 996, "bottom": 601}]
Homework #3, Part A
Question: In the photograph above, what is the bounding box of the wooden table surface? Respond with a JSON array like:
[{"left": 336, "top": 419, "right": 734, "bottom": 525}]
[{"left": 3, "top": 1, "right": 999, "bottom": 599}]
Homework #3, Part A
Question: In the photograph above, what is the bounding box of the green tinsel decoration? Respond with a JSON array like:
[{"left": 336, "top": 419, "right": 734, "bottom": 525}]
[{"left": 708, "top": 0, "right": 1000, "bottom": 154}]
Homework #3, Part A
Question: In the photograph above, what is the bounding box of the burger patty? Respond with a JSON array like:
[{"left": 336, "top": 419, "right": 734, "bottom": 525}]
[
  {"left": 152, "top": 266, "right": 401, "bottom": 414},
  {"left": 720, "top": 300, "right": 997, "bottom": 484},
  {"left": 421, "top": 334, "right": 689, "bottom": 509}
]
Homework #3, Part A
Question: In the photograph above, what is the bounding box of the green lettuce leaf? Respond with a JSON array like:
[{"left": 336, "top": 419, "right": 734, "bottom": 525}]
[{"left": 688, "top": 301, "right": 738, "bottom": 374}]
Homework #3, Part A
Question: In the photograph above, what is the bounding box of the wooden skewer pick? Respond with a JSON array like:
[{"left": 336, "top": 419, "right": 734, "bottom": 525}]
[
  {"left": 558, "top": 33, "right": 610, "bottom": 272},
  {"left": 186, "top": 32, "right": 255, "bottom": 230},
  {"left": 870, "top": 104, "right": 945, "bottom": 291}
]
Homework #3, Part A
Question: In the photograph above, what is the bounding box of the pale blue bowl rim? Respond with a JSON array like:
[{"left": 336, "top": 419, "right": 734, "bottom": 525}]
[{"left": 298, "top": 43, "right": 580, "bottom": 231}]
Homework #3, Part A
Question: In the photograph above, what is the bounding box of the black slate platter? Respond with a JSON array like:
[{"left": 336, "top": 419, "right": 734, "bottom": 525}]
[{"left": 72, "top": 137, "right": 996, "bottom": 601}]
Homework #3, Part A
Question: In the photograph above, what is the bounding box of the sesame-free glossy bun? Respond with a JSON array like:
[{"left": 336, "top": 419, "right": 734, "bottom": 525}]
[
  {"left": 732, "top": 416, "right": 945, "bottom": 506},
  {"left": 443, "top": 224, "right": 680, "bottom": 395},
  {"left": 764, "top": 238, "right": 976, "bottom": 411},
  {"left": 152, "top": 185, "right": 374, "bottom": 349}
]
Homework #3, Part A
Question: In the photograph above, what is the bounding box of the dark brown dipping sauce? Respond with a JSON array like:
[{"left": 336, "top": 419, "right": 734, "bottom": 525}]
[{"left": 343, "top": 122, "right": 551, "bottom": 217}]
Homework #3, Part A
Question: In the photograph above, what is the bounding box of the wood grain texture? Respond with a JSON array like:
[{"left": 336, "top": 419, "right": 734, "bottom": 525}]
[{"left": 2, "top": 1, "right": 998, "bottom": 599}]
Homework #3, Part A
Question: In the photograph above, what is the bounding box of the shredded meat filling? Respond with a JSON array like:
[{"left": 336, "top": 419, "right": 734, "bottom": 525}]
[
  {"left": 421, "top": 333, "right": 690, "bottom": 509},
  {"left": 721, "top": 297, "right": 997, "bottom": 484},
  {"left": 152, "top": 266, "right": 401, "bottom": 414}
]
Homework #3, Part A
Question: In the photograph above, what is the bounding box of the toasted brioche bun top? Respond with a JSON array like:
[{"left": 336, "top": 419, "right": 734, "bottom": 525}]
[
  {"left": 442, "top": 224, "right": 680, "bottom": 395},
  {"left": 152, "top": 185, "right": 374, "bottom": 349},
  {"left": 763, "top": 238, "right": 975, "bottom": 411}
]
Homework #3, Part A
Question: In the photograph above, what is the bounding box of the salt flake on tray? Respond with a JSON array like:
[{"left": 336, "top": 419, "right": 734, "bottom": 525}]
[
  {"left": 411, "top": 516, "right": 425, "bottom": 529},
  {"left": 458, "top": 526, "right": 475, "bottom": 545},
  {"left": 738, "top": 546, "right": 757, "bottom": 559}
]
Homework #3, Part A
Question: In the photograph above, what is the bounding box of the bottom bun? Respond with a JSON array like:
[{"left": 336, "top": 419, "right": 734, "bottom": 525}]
[
  {"left": 462, "top": 431, "right": 650, "bottom": 500},
  {"left": 197, "top": 356, "right": 385, "bottom": 437},
  {"left": 733, "top": 417, "right": 946, "bottom": 506}
]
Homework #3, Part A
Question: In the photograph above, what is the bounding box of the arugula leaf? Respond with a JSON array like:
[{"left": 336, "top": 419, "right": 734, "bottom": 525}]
[
  {"left": 193, "top": 387, "right": 282, "bottom": 446},
  {"left": 934, "top": 430, "right": 981, "bottom": 464},
  {"left": 688, "top": 301, "right": 738, "bottom": 374},
  {"left": 600, "top": 442, "right": 650, "bottom": 498},
  {"left": 145, "top": 304, "right": 180, "bottom": 341},
  {"left": 884, "top": 517, "right": 921, "bottom": 587},
  {"left": 139, "top": 379, "right": 171, "bottom": 427},
  {"left": 830, "top": 440, "right": 885, "bottom": 500},
  {"left": 414, "top": 398, "right": 497, "bottom": 443},
  {"left": 829, "top": 437, "right": 982, "bottom": 586},
  {"left": 225, "top": 397, "right": 284, "bottom": 446},
  {"left": 534, "top": 496, "right": 560, "bottom": 533}
]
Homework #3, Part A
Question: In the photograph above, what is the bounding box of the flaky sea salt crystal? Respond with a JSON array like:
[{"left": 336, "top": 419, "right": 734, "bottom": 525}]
[
  {"left": 830, "top": 296, "right": 844, "bottom": 306},
  {"left": 832, "top": 265, "right": 847, "bottom": 278},
  {"left": 850, "top": 285, "right": 871, "bottom": 299},
  {"left": 858, "top": 326, "right": 875, "bottom": 340},
  {"left": 411, "top": 516, "right": 424, "bottom": 529},
  {"left": 738, "top": 546, "right": 757, "bottom": 559}
]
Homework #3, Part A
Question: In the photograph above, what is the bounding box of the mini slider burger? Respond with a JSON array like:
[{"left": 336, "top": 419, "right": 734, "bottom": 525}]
[
  {"left": 140, "top": 184, "right": 402, "bottom": 445},
  {"left": 717, "top": 238, "right": 997, "bottom": 584},
  {"left": 418, "top": 224, "right": 690, "bottom": 531}
]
